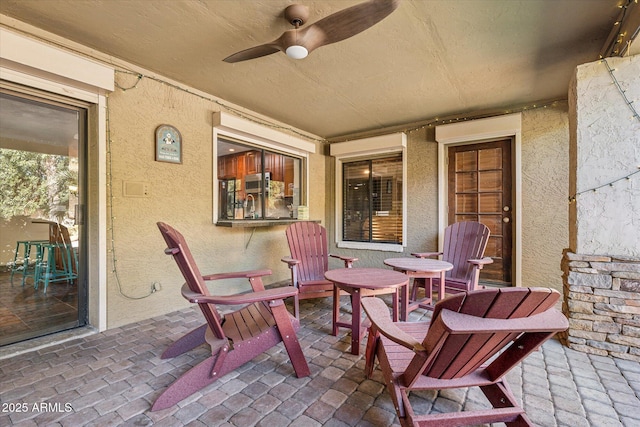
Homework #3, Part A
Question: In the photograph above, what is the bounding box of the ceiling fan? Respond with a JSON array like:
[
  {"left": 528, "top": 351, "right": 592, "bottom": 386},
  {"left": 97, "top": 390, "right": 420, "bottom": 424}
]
[{"left": 223, "top": 0, "right": 401, "bottom": 63}]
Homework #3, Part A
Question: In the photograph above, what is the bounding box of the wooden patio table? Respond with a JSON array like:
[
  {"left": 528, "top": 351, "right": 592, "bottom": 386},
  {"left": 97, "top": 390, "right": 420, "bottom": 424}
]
[
  {"left": 383, "top": 257, "right": 453, "bottom": 312},
  {"left": 325, "top": 267, "right": 409, "bottom": 355}
]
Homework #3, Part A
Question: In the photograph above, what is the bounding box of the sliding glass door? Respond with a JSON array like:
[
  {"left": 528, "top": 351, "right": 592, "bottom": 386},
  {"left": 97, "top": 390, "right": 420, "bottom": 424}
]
[{"left": 0, "top": 87, "right": 87, "bottom": 346}]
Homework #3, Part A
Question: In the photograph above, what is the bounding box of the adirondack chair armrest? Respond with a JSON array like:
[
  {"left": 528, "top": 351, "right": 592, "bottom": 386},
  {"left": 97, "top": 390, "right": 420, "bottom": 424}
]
[
  {"left": 411, "top": 251, "right": 442, "bottom": 259},
  {"left": 329, "top": 254, "right": 358, "bottom": 267},
  {"left": 202, "top": 269, "right": 272, "bottom": 281},
  {"left": 181, "top": 283, "right": 298, "bottom": 305},
  {"left": 467, "top": 257, "right": 494, "bottom": 268},
  {"left": 438, "top": 307, "right": 569, "bottom": 335},
  {"left": 362, "top": 297, "right": 427, "bottom": 353},
  {"left": 281, "top": 256, "right": 300, "bottom": 268}
]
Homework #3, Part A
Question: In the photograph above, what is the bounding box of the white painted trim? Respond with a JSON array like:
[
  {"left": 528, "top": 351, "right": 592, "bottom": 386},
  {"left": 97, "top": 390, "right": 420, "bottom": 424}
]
[
  {"left": 330, "top": 133, "right": 406, "bottom": 157},
  {"left": 213, "top": 111, "right": 316, "bottom": 155},
  {"left": 0, "top": 27, "right": 114, "bottom": 92},
  {"left": 1, "top": 27, "right": 112, "bottom": 332},
  {"left": 436, "top": 113, "right": 522, "bottom": 286},
  {"left": 97, "top": 94, "right": 108, "bottom": 331},
  {"left": 331, "top": 133, "right": 407, "bottom": 251}
]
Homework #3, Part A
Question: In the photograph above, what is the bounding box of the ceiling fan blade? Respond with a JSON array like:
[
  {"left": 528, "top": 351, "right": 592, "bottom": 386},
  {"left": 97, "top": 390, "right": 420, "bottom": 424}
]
[
  {"left": 223, "top": 43, "right": 282, "bottom": 63},
  {"left": 223, "top": 0, "right": 400, "bottom": 62},
  {"left": 299, "top": 0, "right": 400, "bottom": 52}
]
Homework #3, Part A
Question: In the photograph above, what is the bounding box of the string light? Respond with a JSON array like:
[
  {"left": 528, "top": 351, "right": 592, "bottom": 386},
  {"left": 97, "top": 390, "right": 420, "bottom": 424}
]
[
  {"left": 105, "top": 93, "right": 153, "bottom": 300},
  {"left": 568, "top": 168, "right": 640, "bottom": 203},
  {"left": 601, "top": 58, "right": 640, "bottom": 122},
  {"left": 114, "top": 70, "right": 325, "bottom": 143}
]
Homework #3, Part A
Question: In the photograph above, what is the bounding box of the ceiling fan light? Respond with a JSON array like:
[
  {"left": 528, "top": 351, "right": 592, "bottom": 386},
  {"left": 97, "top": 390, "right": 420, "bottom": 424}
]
[{"left": 285, "top": 45, "right": 308, "bottom": 59}]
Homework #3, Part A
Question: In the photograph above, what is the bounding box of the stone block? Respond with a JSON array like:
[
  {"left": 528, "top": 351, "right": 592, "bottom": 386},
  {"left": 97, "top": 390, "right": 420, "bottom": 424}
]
[
  {"left": 594, "top": 303, "right": 640, "bottom": 315},
  {"left": 594, "top": 309, "right": 633, "bottom": 318},
  {"left": 594, "top": 289, "right": 640, "bottom": 299},
  {"left": 591, "top": 262, "right": 640, "bottom": 273},
  {"left": 567, "top": 335, "right": 586, "bottom": 345},
  {"left": 621, "top": 324, "right": 640, "bottom": 338},
  {"left": 568, "top": 300, "right": 594, "bottom": 314},
  {"left": 572, "top": 312, "right": 614, "bottom": 322},
  {"left": 610, "top": 297, "right": 640, "bottom": 307},
  {"left": 567, "top": 343, "right": 608, "bottom": 356},
  {"left": 572, "top": 268, "right": 599, "bottom": 274},
  {"left": 611, "top": 255, "right": 640, "bottom": 262},
  {"left": 608, "top": 334, "right": 640, "bottom": 348},
  {"left": 568, "top": 261, "right": 590, "bottom": 268},
  {"left": 568, "top": 329, "right": 607, "bottom": 341},
  {"left": 619, "top": 278, "right": 640, "bottom": 292},
  {"left": 567, "top": 284, "right": 594, "bottom": 294},
  {"left": 586, "top": 340, "right": 628, "bottom": 353},
  {"left": 567, "top": 271, "right": 612, "bottom": 289},
  {"left": 565, "top": 253, "right": 611, "bottom": 262},
  {"left": 568, "top": 292, "right": 608, "bottom": 303},
  {"left": 592, "top": 321, "right": 620, "bottom": 333},
  {"left": 568, "top": 318, "right": 592, "bottom": 331},
  {"left": 610, "top": 351, "right": 640, "bottom": 362},
  {"left": 615, "top": 317, "right": 640, "bottom": 327}
]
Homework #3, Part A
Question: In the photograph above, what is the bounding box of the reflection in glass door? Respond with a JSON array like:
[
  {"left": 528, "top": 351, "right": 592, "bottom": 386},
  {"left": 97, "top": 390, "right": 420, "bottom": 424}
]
[{"left": 0, "top": 89, "right": 87, "bottom": 346}]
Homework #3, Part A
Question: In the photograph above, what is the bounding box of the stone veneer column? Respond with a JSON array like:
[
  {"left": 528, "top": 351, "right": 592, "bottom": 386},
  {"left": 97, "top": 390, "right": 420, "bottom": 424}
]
[
  {"left": 564, "top": 54, "right": 640, "bottom": 361},
  {"left": 562, "top": 252, "right": 640, "bottom": 361}
]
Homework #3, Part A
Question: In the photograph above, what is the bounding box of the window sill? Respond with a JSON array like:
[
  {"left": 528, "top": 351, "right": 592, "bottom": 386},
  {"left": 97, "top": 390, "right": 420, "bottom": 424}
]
[
  {"left": 337, "top": 241, "right": 404, "bottom": 252},
  {"left": 216, "top": 219, "right": 319, "bottom": 228}
]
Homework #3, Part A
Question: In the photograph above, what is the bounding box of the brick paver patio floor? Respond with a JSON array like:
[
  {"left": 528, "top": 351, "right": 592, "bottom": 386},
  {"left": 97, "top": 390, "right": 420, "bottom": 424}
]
[{"left": 1, "top": 295, "right": 639, "bottom": 426}]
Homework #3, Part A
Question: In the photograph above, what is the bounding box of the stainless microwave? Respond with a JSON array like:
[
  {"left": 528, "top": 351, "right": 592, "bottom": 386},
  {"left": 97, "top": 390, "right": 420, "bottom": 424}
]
[{"left": 244, "top": 172, "right": 270, "bottom": 193}]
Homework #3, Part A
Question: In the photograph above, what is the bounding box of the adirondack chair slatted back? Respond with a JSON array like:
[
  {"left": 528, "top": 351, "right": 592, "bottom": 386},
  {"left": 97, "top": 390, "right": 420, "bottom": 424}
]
[
  {"left": 422, "top": 287, "right": 559, "bottom": 380},
  {"left": 157, "top": 222, "right": 225, "bottom": 338},
  {"left": 442, "top": 221, "right": 490, "bottom": 283},
  {"left": 286, "top": 221, "right": 329, "bottom": 282}
]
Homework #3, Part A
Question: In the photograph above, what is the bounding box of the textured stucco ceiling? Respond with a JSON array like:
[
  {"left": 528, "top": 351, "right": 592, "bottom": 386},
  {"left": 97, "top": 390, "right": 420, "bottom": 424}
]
[{"left": 0, "top": 0, "right": 631, "bottom": 139}]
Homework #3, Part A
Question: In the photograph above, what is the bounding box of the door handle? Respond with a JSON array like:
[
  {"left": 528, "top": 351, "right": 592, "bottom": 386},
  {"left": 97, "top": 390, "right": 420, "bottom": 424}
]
[
  {"left": 503, "top": 217, "right": 510, "bottom": 223},
  {"left": 503, "top": 206, "right": 510, "bottom": 212}
]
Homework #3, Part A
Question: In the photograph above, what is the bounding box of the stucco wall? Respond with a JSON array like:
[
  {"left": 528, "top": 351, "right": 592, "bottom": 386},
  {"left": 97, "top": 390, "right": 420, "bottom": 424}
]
[
  {"left": 106, "top": 74, "right": 325, "bottom": 328},
  {"left": 569, "top": 55, "right": 640, "bottom": 256},
  {"left": 326, "top": 110, "right": 569, "bottom": 294},
  {"left": 521, "top": 104, "right": 570, "bottom": 289}
]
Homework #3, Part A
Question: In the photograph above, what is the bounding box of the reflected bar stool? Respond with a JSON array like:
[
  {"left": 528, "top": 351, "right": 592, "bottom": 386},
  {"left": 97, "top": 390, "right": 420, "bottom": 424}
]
[
  {"left": 10, "top": 239, "right": 48, "bottom": 286},
  {"left": 34, "top": 242, "right": 78, "bottom": 293}
]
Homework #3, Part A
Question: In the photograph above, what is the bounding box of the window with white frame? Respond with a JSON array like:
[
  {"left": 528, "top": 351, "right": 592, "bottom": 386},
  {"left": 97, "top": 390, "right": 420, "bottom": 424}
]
[
  {"left": 331, "top": 133, "right": 406, "bottom": 251},
  {"left": 216, "top": 138, "right": 303, "bottom": 220},
  {"left": 213, "top": 112, "right": 315, "bottom": 223}
]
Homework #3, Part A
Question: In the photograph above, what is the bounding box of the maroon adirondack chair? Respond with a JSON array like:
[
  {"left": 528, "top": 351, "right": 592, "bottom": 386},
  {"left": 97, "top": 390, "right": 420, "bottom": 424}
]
[
  {"left": 411, "top": 221, "right": 492, "bottom": 301},
  {"left": 153, "top": 222, "right": 310, "bottom": 411},
  {"left": 362, "top": 287, "right": 568, "bottom": 426},
  {"left": 282, "top": 221, "right": 358, "bottom": 318}
]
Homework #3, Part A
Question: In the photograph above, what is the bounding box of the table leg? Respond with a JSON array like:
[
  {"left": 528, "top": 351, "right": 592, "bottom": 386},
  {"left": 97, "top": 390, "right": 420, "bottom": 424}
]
[
  {"left": 351, "top": 288, "right": 361, "bottom": 355},
  {"left": 438, "top": 270, "right": 446, "bottom": 302},
  {"left": 392, "top": 289, "right": 399, "bottom": 322},
  {"left": 400, "top": 281, "right": 409, "bottom": 321},
  {"left": 332, "top": 284, "right": 340, "bottom": 336}
]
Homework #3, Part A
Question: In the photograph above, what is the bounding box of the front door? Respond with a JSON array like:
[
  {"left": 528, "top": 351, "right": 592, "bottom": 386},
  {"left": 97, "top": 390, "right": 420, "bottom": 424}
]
[{"left": 448, "top": 139, "right": 512, "bottom": 285}]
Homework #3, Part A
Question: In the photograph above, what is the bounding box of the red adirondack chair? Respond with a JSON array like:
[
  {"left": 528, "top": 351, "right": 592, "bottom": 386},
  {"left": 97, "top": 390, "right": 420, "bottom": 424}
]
[
  {"left": 411, "top": 221, "right": 492, "bottom": 301},
  {"left": 362, "top": 287, "right": 568, "bottom": 426},
  {"left": 153, "top": 222, "right": 310, "bottom": 411},
  {"left": 282, "top": 221, "right": 358, "bottom": 318}
]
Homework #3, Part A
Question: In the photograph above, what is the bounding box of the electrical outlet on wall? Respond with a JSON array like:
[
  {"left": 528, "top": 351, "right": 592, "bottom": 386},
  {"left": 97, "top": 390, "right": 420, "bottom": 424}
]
[{"left": 152, "top": 282, "right": 161, "bottom": 293}]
